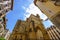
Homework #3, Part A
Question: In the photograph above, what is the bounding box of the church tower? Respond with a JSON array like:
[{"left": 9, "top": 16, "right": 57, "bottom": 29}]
[{"left": 9, "top": 14, "right": 50, "bottom": 40}]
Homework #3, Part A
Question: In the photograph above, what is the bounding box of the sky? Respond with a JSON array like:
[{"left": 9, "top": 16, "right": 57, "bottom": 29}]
[{"left": 6, "top": 0, "right": 53, "bottom": 32}]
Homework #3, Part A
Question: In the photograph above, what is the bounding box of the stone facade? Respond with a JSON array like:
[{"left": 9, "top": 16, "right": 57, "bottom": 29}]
[
  {"left": 34, "top": 0, "right": 60, "bottom": 28},
  {"left": 0, "top": 0, "right": 13, "bottom": 40},
  {"left": 0, "top": 17, "right": 7, "bottom": 37},
  {"left": 47, "top": 25, "right": 60, "bottom": 40},
  {"left": 0, "top": 0, "right": 13, "bottom": 18},
  {"left": 9, "top": 14, "right": 50, "bottom": 40},
  {"left": 2, "top": 29, "right": 10, "bottom": 40}
]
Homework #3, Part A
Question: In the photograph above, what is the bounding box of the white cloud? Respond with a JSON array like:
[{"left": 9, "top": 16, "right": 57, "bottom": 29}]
[
  {"left": 23, "top": 3, "right": 53, "bottom": 28},
  {"left": 24, "top": 3, "right": 47, "bottom": 20}
]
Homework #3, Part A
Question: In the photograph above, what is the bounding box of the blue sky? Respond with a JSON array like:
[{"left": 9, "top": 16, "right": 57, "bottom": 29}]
[{"left": 6, "top": 0, "right": 53, "bottom": 32}]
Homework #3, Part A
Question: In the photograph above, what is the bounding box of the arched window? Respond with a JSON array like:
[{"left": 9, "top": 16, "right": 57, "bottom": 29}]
[
  {"left": 29, "top": 28, "right": 32, "bottom": 32},
  {"left": 36, "top": 30, "right": 43, "bottom": 40},
  {"left": 31, "top": 20, "right": 37, "bottom": 32},
  {"left": 54, "top": 0, "right": 60, "bottom": 6},
  {"left": 31, "top": 20, "right": 35, "bottom": 27}
]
